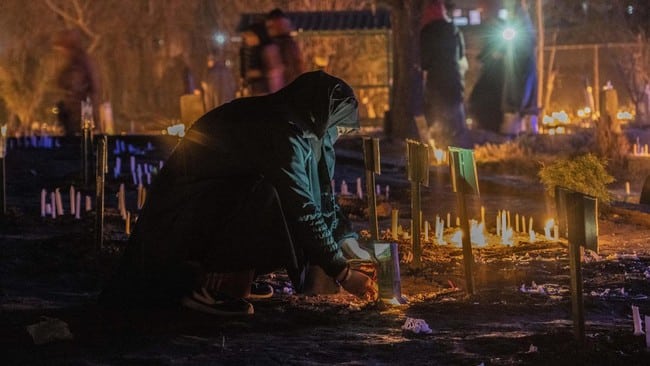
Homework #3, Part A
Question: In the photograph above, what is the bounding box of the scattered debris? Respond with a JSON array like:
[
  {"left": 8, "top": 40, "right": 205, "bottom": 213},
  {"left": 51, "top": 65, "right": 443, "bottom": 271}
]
[{"left": 402, "top": 317, "right": 433, "bottom": 334}]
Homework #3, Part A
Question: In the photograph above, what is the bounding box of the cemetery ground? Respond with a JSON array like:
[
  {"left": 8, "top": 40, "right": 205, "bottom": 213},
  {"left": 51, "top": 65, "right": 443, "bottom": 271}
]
[{"left": 2, "top": 130, "right": 650, "bottom": 365}]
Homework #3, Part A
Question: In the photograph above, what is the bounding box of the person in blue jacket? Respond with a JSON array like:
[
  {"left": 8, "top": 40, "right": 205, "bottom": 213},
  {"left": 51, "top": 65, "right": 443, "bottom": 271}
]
[{"left": 102, "top": 71, "right": 378, "bottom": 315}]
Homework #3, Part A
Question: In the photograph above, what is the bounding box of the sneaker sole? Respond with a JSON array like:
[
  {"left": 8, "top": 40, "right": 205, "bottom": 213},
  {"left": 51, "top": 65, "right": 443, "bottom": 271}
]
[{"left": 181, "top": 297, "right": 254, "bottom": 316}]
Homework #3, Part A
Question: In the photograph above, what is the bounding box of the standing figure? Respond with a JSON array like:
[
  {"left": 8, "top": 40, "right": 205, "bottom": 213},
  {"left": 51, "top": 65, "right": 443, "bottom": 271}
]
[
  {"left": 469, "top": 0, "right": 538, "bottom": 135},
  {"left": 201, "top": 52, "right": 237, "bottom": 111},
  {"left": 266, "top": 8, "right": 306, "bottom": 87},
  {"left": 239, "top": 21, "right": 284, "bottom": 96},
  {"left": 101, "top": 71, "right": 378, "bottom": 315},
  {"left": 420, "top": 0, "right": 470, "bottom": 148},
  {"left": 52, "top": 29, "right": 101, "bottom": 136}
]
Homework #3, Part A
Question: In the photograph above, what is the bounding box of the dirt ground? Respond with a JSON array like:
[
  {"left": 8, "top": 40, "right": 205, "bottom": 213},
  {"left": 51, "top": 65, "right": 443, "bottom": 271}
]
[{"left": 2, "top": 133, "right": 650, "bottom": 365}]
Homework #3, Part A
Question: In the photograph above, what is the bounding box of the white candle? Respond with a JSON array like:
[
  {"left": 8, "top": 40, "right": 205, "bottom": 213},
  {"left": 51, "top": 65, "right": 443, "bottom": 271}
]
[
  {"left": 376, "top": 184, "right": 381, "bottom": 196},
  {"left": 507, "top": 211, "right": 511, "bottom": 229},
  {"left": 515, "top": 213, "right": 520, "bottom": 232},
  {"left": 633, "top": 305, "right": 644, "bottom": 335},
  {"left": 480, "top": 206, "right": 485, "bottom": 225},
  {"left": 46, "top": 203, "right": 52, "bottom": 216},
  {"left": 341, "top": 180, "right": 349, "bottom": 195},
  {"left": 130, "top": 155, "right": 136, "bottom": 172},
  {"left": 50, "top": 192, "right": 56, "bottom": 219},
  {"left": 522, "top": 215, "right": 526, "bottom": 234},
  {"left": 55, "top": 188, "right": 64, "bottom": 216},
  {"left": 356, "top": 177, "right": 363, "bottom": 199},
  {"left": 69, "top": 186, "right": 76, "bottom": 216},
  {"left": 496, "top": 213, "right": 501, "bottom": 237},
  {"left": 529, "top": 217, "right": 533, "bottom": 233},
  {"left": 424, "top": 221, "right": 429, "bottom": 241},
  {"left": 85, "top": 195, "right": 92, "bottom": 212},
  {"left": 125, "top": 211, "right": 131, "bottom": 235},
  {"left": 455, "top": 216, "right": 460, "bottom": 227},
  {"left": 529, "top": 229, "right": 535, "bottom": 243},
  {"left": 626, "top": 181, "right": 631, "bottom": 195},
  {"left": 385, "top": 185, "right": 390, "bottom": 200},
  {"left": 391, "top": 209, "right": 399, "bottom": 240},
  {"left": 75, "top": 192, "right": 81, "bottom": 219},
  {"left": 501, "top": 211, "right": 507, "bottom": 239},
  {"left": 447, "top": 213, "right": 451, "bottom": 228},
  {"left": 40, "top": 189, "right": 46, "bottom": 217}
]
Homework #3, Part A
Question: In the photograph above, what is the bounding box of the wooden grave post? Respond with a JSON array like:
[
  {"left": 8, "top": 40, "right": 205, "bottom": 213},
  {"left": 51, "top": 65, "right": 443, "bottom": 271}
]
[
  {"left": 561, "top": 187, "right": 599, "bottom": 343},
  {"left": 406, "top": 139, "right": 429, "bottom": 267},
  {"left": 363, "top": 137, "right": 381, "bottom": 240},
  {"left": 449, "top": 147, "right": 480, "bottom": 295},
  {"left": 0, "top": 125, "right": 6, "bottom": 216},
  {"left": 95, "top": 136, "right": 107, "bottom": 250}
]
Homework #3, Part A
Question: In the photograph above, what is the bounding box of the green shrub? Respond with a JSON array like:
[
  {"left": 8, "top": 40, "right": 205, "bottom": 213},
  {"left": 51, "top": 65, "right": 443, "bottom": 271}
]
[{"left": 538, "top": 153, "right": 615, "bottom": 204}]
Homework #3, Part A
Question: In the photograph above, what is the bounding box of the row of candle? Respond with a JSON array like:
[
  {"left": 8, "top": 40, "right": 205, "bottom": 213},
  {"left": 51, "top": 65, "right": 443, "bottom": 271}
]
[
  {"left": 40, "top": 187, "right": 92, "bottom": 219},
  {"left": 332, "top": 178, "right": 390, "bottom": 201}
]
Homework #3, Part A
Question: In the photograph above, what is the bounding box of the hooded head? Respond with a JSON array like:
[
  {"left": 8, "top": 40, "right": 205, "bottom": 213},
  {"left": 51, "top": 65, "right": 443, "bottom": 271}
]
[{"left": 273, "top": 70, "right": 359, "bottom": 139}]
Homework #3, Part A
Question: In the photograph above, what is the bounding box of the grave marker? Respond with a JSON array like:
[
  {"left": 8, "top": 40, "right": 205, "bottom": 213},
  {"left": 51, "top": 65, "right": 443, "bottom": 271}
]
[
  {"left": 449, "top": 147, "right": 479, "bottom": 295},
  {"left": 362, "top": 137, "right": 381, "bottom": 240},
  {"left": 406, "top": 140, "right": 429, "bottom": 267}
]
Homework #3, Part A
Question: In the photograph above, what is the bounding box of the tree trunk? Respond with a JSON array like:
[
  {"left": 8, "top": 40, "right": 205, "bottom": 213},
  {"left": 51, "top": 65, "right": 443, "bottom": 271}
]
[{"left": 386, "top": 0, "right": 424, "bottom": 140}]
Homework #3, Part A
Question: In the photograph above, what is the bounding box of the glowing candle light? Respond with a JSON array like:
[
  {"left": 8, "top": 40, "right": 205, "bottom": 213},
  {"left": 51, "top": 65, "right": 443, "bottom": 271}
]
[
  {"left": 447, "top": 212, "right": 451, "bottom": 228},
  {"left": 544, "top": 219, "right": 554, "bottom": 238},
  {"left": 522, "top": 215, "right": 526, "bottom": 234},
  {"left": 424, "top": 220, "right": 429, "bottom": 241},
  {"left": 480, "top": 206, "right": 485, "bottom": 225},
  {"left": 529, "top": 217, "right": 533, "bottom": 233},
  {"left": 385, "top": 185, "right": 390, "bottom": 200},
  {"left": 626, "top": 181, "right": 630, "bottom": 195},
  {"left": 515, "top": 213, "right": 520, "bottom": 232},
  {"left": 85, "top": 195, "right": 92, "bottom": 212},
  {"left": 529, "top": 229, "right": 535, "bottom": 243},
  {"left": 496, "top": 213, "right": 501, "bottom": 237},
  {"left": 376, "top": 184, "right": 381, "bottom": 196},
  {"left": 125, "top": 211, "right": 131, "bottom": 235}
]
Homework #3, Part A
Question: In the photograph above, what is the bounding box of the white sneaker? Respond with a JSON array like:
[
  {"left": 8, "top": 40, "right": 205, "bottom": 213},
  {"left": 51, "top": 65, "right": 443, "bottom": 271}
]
[{"left": 340, "top": 238, "right": 372, "bottom": 260}]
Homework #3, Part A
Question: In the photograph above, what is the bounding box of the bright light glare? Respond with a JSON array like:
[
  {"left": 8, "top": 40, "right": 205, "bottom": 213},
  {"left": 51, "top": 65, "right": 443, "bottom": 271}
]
[
  {"left": 502, "top": 27, "right": 516, "bottom": 41},
  {"left": 213, "top": 33, "right": 226, "bottom": 45}
]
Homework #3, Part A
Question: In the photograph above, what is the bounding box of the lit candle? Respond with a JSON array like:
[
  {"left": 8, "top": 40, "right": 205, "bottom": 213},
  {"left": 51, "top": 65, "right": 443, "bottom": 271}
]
[
  {"left": 447, "top": 213, "right": 451, "bottom": 228},
  {"left": 130, "top": 155, "right": 136, "bottom": 172},
  {"left": 625, "top": 181, "right": 630, "bottom": 195},
  {"left": 424, "top": 220, "right": 429, "bottom": 241},
  {"left": 529, "top": 217, "right": 533, "bottom": 233},
  {"left": 507, "top": 211, "right": 511, "bottom": 229},
  {"left": 522, "top": 215, "right": 526, "bottom": 234},
  {"left": 125, "top": 211, "right": 131, "bottom": 235},
  {"left": 496, "top": 213, "right": 501, "bottom": 237},
  {"left": 455, "top": 216, "right": 460, "bottom": 227},
  {"left": 341, "top": 180, "right": 349, "bottom": 195},
  {"left": 50, "top": 192, "right": 56, "bottom": 219},
  {"left": 529, "top": 229, "right": 535, "bottom": 243},
  {"left": 553, "top": 224, "right": 559, "bottom": 241},
  {"left": 55, "top": 188, "right": 64, "bottom": 216},
  {"left": 391, "top": 209, "right": 399, "bottom": 240},
  {"left": 501, "top": 211, "right": 507, "bottom": 239},
  {"left": 385, "top": 185, "right": 390, "bottom": 200},
  {"left": 480, "top": 206, "right": 485, "bottom": 225},
  {"left": 69, "top": 186, "right": 76, "bottom": 216},
  {"left": 40, "top": 189, "right": 46, "bottom": 217},
  {"left": 85, "top": 195, "right": 92, "bottom": 212},
  {"left": 376, "top": 184, "right": 381, "bottom": 196},
  {"left": 75, "top": 192, "right": 81, "bottom": 219},
  {"left": 356, "top": 177, "right": 363, "bottom": 199},
  {"left": 515, "top": 213, "right": 520, "bottom": 232}
]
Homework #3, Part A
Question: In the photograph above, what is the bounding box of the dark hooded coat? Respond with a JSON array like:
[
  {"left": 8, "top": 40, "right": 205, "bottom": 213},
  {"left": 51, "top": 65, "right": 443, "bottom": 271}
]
[{"left": 102, "top": 71, "right": 359, "bottom": 305}]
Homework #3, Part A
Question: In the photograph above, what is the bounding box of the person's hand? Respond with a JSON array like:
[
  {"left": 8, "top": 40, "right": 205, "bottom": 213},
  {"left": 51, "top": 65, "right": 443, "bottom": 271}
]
[{"left": 338, "top": 267, "right": 378, "bottom": 301}]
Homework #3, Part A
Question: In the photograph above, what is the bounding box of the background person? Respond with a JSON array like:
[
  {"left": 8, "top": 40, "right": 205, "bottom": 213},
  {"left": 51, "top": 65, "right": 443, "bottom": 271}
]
[{"left": 265, "top": 8, "right": 306, "bottom": 87}]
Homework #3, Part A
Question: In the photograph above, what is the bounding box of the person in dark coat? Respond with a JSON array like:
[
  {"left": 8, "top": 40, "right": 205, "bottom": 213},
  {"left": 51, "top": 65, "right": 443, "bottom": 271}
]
[
  {"left": 265, "top": 8, "right": 306, "bottom": 87},
  {"left": 102, "top": 71, "right": 377, "bottom": 315},
  {"left": 52, "top": 29, "right": 101, "bottom": 136},
  {"left": 469, "top": 0, "right": 538, "bottom": 135},
  {"left": 420, "top": 0, "right": 470, "bottom": 148},
  {"left": 239, "top": 21, "right": 284, "bottom": 96}
]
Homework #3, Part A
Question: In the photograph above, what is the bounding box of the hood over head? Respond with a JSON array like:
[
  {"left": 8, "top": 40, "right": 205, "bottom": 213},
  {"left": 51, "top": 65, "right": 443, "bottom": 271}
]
[{"left": 273, "top": 70, "right": 359, "bottom": 139}]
